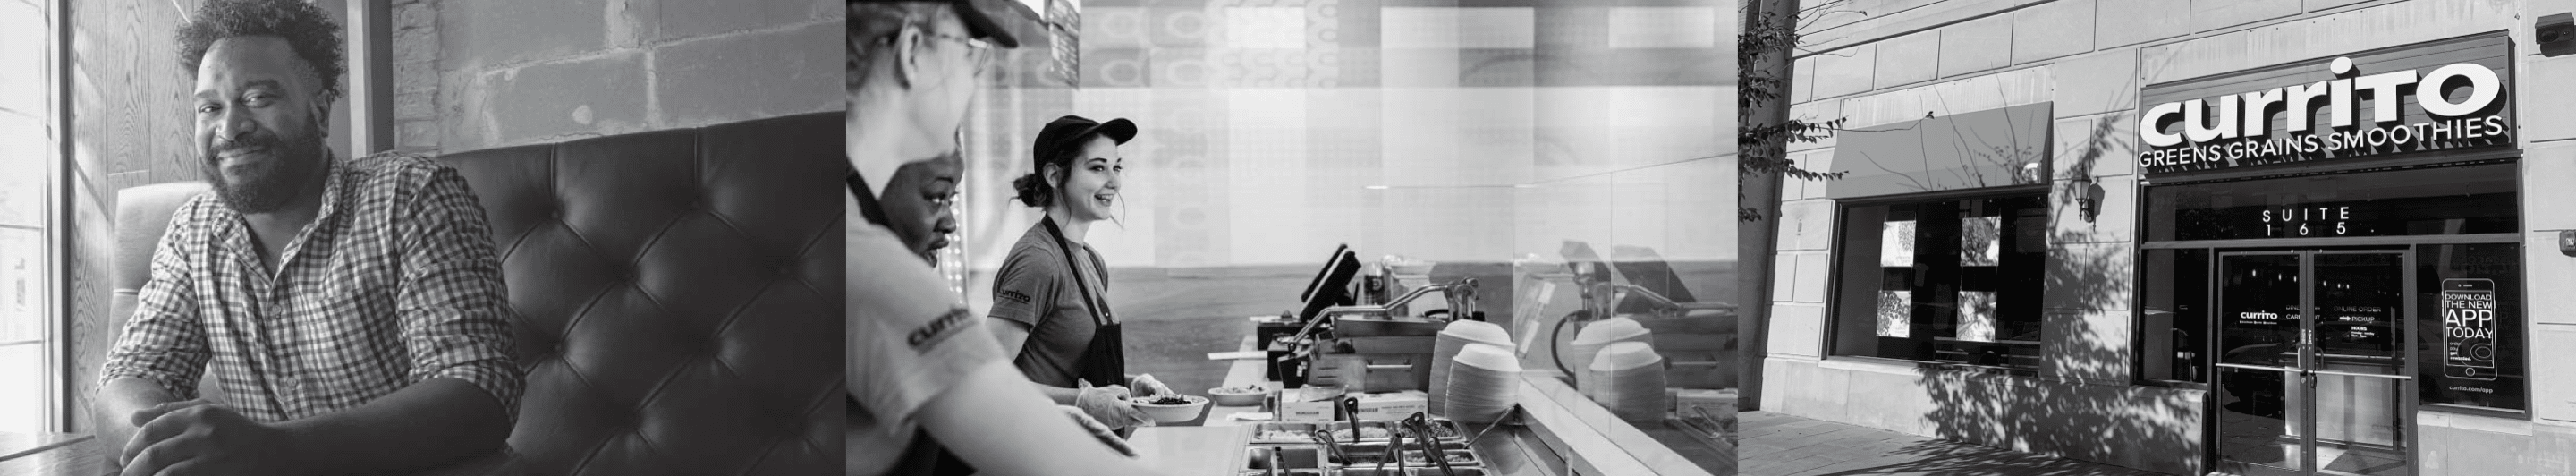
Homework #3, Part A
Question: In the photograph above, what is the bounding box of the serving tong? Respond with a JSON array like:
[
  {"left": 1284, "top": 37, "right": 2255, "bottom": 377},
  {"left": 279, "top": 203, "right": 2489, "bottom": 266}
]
[
  {"left": 1673, "top": 406, "right": 1729, "bottom": 441},
  {"left": 1311, "top": 429, "right": 1350, "bottom": 464},
  {"left": 1366, "top": 412, "right": 1459, "bottom": 476}
]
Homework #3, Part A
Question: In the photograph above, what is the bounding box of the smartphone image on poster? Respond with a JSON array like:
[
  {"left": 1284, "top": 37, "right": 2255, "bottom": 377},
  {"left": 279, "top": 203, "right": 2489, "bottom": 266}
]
[{"left": 2441, "top": 278, "right": 2498, "bottom": 380}]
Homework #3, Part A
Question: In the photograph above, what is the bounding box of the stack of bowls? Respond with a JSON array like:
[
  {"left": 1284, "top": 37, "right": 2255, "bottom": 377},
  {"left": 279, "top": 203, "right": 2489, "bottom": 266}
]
[
  {"left": 1430, "top": 320, "right": 1512, "bottom": 415},
  {"left": 1565, "top": 317, "right": 1652, "bottom": 386},
  {"left": 1583, "top": 341, "right": 1670, "bottom": 422},
  {"left": 1447, "top": 344, "right": 1521, "bottom": 424}
]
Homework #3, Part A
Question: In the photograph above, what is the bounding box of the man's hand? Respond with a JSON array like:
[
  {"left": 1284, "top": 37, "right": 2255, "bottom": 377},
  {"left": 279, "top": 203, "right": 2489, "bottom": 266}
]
[{"left": 121, "top": 399, "right": 300, "bottom": 476}]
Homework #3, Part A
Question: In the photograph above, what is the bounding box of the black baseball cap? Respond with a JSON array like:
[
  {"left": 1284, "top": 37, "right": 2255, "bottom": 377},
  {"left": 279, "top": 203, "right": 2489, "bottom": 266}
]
[
  {"left": 1032, "top": 115, "right": 1137, "bottom": 169},
  {"left": 852, "top": 0, "right": 1020, "bottom": 48}
]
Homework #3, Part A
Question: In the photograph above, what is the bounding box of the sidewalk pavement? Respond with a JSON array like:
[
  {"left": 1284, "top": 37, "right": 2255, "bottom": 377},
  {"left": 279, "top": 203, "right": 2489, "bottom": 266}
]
[{"left": 1738, "top": 411, "right": 2170, "bottom": 476}]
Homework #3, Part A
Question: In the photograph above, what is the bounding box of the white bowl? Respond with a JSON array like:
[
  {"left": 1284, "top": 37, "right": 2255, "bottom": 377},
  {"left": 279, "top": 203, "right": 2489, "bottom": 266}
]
[
  {"left": 1453, "top": 344, "right": 1520, "bottom": 371},
  {"left": 1571, "top": 317, "right": 1649, "bottom": 344},
  {"left": 1134, "top": 395, "right": 1209, "bottom": 423},
  {"left": 1441, "top": 320, "right": 1513, "bottom": 345},
  {"left": 1589, "top": 342, "right": 1664, "bottom": 371},
  {"left": 1208, "top": 386, "right": 1268, "bottom": 406}
]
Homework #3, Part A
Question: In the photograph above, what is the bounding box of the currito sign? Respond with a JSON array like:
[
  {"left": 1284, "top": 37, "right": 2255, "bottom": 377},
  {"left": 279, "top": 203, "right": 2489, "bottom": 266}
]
[{"left": 2137, "top": 35, "right": 2514, "bottom": 175}]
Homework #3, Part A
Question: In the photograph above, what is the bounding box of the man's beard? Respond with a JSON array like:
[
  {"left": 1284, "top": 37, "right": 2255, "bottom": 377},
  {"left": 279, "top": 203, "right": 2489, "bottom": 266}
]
[{"left": 202, "top": 126, "right": 328, "bottom": 214}]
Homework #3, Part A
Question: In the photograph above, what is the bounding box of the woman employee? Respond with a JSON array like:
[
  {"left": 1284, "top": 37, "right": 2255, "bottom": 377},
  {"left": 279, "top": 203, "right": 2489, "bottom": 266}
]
[
  {"left": 850, "top": 2, "right": 1162, "bottom": 475},
  {"left": 988, "top": 115, "right": 1172, "bottom": 428}
]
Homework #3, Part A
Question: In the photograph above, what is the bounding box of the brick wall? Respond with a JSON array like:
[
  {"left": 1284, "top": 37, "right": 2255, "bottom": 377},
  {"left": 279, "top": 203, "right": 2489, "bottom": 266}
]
[
  {"left": 393, "top": 0, "right": 437, "bottom": 150},
  {"left": 419, "top": 0, "right": 841, "bottom": 153}
]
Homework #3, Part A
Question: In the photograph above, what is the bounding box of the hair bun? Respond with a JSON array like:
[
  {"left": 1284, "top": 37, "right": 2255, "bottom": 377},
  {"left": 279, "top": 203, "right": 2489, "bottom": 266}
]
[{"left": 1012, "top": 173, "right": 1052, "bottom": 208}]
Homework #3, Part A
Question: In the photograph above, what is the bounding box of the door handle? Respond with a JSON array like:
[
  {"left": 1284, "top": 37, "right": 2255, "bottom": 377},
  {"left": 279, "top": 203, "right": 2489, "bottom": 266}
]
[{"left": 2310, "top": 369, "right": 2412, "bottom": 380}]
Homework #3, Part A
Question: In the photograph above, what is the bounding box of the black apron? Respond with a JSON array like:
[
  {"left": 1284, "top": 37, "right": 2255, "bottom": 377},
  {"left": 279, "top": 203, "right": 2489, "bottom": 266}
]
[
  {"left": 1038, "top": 216, "right": 1128, "bottom": 388},
  {"left": 896, "top": 217, "right": 1127, "bottom": 476}
]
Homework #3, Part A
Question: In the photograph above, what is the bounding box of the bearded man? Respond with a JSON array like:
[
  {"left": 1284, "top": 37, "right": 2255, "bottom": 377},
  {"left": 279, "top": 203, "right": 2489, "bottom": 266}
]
[{"left": 95, "top": 0, "right": 521, "bottom": 474}]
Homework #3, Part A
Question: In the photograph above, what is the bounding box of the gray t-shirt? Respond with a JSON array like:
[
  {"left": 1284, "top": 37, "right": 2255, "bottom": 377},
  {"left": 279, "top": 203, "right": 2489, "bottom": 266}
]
[{"left": 988, "top": 224, "right": 1114, "bottom": 388}]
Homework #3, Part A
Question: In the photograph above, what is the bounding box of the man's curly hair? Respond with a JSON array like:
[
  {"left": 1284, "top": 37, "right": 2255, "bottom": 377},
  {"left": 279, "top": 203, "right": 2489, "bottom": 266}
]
[{"left": 177, "top": 0, "right": 344, "bottom": 96}]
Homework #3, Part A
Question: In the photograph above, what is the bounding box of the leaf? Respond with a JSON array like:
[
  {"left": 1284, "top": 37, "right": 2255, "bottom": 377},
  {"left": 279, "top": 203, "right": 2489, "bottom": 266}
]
[{"left": 1739, "top": 3, "right": 1852, "bottom": 222}]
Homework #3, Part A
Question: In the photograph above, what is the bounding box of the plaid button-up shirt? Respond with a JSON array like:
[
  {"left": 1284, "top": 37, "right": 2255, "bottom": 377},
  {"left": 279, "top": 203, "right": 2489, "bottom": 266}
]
[{"left": 101, "top": 152, "right": 522, "bottom": 423}]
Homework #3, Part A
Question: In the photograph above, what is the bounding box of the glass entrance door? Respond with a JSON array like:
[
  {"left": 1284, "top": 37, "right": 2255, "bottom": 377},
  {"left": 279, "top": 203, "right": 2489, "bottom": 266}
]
[{"left": 2214, "top": 251, "right": 2414, "bottom": 476}]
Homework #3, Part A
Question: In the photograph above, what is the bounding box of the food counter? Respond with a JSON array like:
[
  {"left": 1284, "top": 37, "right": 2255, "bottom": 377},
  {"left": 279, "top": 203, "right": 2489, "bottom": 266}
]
[{"left": 1128, "top": 334, "right": 1731, "bottom": 476}]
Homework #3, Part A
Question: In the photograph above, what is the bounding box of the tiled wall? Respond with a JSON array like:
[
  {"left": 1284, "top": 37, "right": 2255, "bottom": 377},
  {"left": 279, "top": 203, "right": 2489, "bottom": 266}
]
[
  {"left": 425, "top": 0, "right": 842, "bottom": 152},
  {"left": 957, "top": 0, "right": 1733, "bottom": 275}
]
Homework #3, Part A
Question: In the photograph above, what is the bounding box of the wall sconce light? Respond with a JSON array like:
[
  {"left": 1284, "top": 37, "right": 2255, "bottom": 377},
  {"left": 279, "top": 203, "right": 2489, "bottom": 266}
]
[{"left": 2071, "top": 177, "right": 2106, "bottom": 223}]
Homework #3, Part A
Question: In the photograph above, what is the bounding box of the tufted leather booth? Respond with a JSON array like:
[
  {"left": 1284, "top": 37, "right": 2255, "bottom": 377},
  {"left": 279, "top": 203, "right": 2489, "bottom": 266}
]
[
  {"left": 106, "top": 112, "right": 844, "bottom": 476},
  {"left": 438, "top": 112, "right": 843, "bottom": 476}
]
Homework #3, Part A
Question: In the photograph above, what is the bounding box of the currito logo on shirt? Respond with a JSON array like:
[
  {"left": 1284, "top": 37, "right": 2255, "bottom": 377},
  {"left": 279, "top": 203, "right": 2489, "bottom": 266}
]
[{"left": 908, "top": 306, "right": 978, "bottom": 351}]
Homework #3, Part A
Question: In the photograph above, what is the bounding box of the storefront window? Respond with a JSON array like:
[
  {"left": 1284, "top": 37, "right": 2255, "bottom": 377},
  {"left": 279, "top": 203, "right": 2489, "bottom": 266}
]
[
  {"left": 2139, "top": 249, "right": 2211, "bottom": 383},
  {"left": 2415, "top": 243, "right": 2526, "bottom": 412},
  {"left": 2137, "top": 163, "right": 2526, "bottom": 413},
  {"left": 1830, "top": 195, "right": 2046, "bottom": 370}
]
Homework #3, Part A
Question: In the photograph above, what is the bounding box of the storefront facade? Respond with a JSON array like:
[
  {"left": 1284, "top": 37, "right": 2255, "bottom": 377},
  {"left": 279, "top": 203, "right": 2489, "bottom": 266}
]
[{"left": 1762, "top": 2, "right": 2576, "bottom": 474}]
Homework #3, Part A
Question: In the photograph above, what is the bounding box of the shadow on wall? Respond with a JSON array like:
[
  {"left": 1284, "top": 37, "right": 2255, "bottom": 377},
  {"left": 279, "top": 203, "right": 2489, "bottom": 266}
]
[{"left": 1899, "top": 117, "right": 2200, "bottom": 476}]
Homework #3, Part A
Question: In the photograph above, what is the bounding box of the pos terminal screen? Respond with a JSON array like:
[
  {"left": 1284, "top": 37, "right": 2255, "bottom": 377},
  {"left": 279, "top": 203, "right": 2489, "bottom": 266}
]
[{"left": 1298, "top": 246, "right": 1362, "bottom": 321}]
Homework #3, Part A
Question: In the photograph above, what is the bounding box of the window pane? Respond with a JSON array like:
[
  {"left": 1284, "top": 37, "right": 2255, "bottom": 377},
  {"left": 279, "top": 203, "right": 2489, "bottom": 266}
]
[
  {"left": 1833, "top": 196, "right": 2045, "bottom": 370},
  {"left": 0, "top": 0, "right": 47, "bottom": 434},
  {"left": 0, "top": 229, "right": 32, "bottom": 343},
  {"left": 0, "top": 343, "right": 35, "bottom": 432},
  {"left": 0, "top": 228, "right": 35, "bottom": 432},
  {"left": 2140, "top": 248, "right": 2212, "bottom": 383},
  {"left": 2415, "top": 243, "right": 2526, "bottom": 412}
]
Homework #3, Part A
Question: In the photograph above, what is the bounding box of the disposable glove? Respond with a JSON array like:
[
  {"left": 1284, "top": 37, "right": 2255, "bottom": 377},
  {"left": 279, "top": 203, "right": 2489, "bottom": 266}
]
[
  {"left": 1073, "top": 380, "right": 1154, "bottom": 429},
  {"left": 1127, "top": 374, "right": 1173, "bottom": 397}
]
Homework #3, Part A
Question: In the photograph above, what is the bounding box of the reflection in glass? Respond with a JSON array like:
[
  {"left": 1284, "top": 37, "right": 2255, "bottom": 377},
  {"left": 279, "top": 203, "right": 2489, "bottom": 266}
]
[
  {"left": 2314, "top": 371, "right": 2412, "bottom": 476},
  {"left": 2213, "top": 254, "right": 2302, "bottom": 474},
  {"left": 2216, "top": 365, "right": 2299, "bottom": 472},
  {"left": 2312, "top": 254, "right": 2402, "bottom": 369},
  {"left": 2140, "top": 249, "right": 2211, "bottom": 383},
  {"left": 2217, "top": 254, "right": 2301, "bottom": 369},
  {"left": 2312, "top": 253, "right": 2411, "bottom": 476}
]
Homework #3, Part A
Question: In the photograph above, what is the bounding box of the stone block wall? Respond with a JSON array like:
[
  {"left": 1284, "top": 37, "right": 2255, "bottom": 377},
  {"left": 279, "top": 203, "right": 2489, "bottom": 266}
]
[{"left": 1764, "top": 0, "right": 2570, "bottom": 474}]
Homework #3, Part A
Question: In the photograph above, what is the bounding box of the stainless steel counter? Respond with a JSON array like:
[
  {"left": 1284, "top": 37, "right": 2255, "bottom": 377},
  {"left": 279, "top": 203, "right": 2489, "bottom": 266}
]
[{"left": 1131, "top": 334, "right": 1730, "bottom": 476}]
